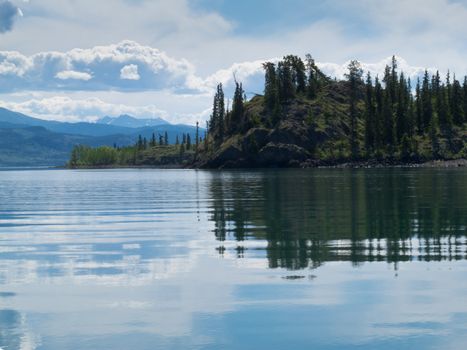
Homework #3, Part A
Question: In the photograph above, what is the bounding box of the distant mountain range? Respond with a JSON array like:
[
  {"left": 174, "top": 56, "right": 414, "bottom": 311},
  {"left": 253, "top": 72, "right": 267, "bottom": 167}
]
[
  {"left": 97, "top": 114, "right": 169, "bottom": 128},
  {"left": 0, "top": 107, "right": 202, "bottom": 166}
]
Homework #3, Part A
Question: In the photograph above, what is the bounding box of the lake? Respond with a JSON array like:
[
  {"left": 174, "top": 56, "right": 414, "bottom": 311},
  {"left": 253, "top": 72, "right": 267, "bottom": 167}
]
[{"left": 0, "top": 168, "right": 466, "bottom": 349}]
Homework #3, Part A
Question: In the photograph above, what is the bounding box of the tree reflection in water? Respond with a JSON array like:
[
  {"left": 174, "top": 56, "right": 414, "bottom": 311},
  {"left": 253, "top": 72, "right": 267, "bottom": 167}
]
[{"left": 209, "top": 169, "right": 467, "bottom": 270}]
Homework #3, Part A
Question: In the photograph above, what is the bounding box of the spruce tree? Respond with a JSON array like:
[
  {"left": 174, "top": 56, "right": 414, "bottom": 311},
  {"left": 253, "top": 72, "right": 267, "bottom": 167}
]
[
  {"left": 345, "top": 60, "right": 363, "bottom": 159},
  {"left": 382, "top": 90, "right": 395, "bottom": 154},
  {"left": 164, "top": 131, "right": 169, "bottom": 146},
  {"left": 277, "top": 61, "right": 294, "bottom": 102},
  {"left": 395, "top": 72, "right": 408, "bottom": 142},
  {"left": 374, "top": 76, "right": 384, "bottom": 151},
  {"left": 415, "top": 78, "right": 423, "bottom": 134},
  {"left": 230, "top": 82, "right": 245, "bottom": 133},
  {"left": 305, "top": 54, "right": 318, "bottom": 99},
  {"left": 186, "top": 133, "right": 191, "bottom": 150},
  {"left": 421, "top": 70, "right": 433, "bottom": 131},
  {"left": 364, "top": 72, "right": 376, "bottom": 153},
  {"left": 451, "top": 77, "right": 464, "bottom": 125},
  {"left": 263, "top": 62, "right": 279, "bottom": 110}
]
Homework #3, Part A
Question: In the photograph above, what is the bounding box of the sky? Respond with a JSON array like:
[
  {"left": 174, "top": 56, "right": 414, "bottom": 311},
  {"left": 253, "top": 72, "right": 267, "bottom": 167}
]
[{"left": 1, "top": 0, "right": 467, "bottom": 125}]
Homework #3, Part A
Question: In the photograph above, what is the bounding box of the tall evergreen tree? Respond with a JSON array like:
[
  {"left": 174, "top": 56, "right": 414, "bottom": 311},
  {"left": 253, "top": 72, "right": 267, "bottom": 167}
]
[
  {"left": 451, "top": 77, "right": 464, "bottom": 125},
  {"left": 415, "top": 78, "right": 423, "bottom": 134},
  {"left": 382, "top": 90, "right": 395, "bottom": 154},
  {"left": 395, "top": 72, "right": 410, "bottom": 142},
  {"left": 345, "top": 60, "right": 363, "bottom": 159},
  {"left": 164, "top": 131, "right": 169, "bottom": 146},
  {"left": 277, "top": 60, "right": 294, "bottom": 102},
  {"left": 230, "top": 82, "right": 245, "bottom": 133},
  {"left": 390, "top": 56, "right": 398, "bottom": 103},
  {"left": 374, "top": 76, "right": 384, "bottom": 151},
  {"left": 421, "top": 70, "right": 433, "bottom": 131},
  {"left": 364, "top": 72, "right": 376, "bottom": 153},
  {"left": 208, "top": 83, "right": 225, "bottom": 144},
  {"left": 186, "top": 133, "right": 191, "bottom": 150},
  {"left": 263, "top": 62, "right": 278, "bottom": 110},
  {"left": 305, "top": 54, "right": 318, "bottom": 99}
]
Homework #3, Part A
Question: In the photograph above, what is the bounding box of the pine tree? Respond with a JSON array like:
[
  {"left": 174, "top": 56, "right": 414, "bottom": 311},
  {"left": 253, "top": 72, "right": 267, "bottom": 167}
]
[
  {"left": 208, "top": 83, "right": 225, "bottom": 143},
  {"left": 382, "top": 90, "right": 395, "bottom": 154},
  {"left": 305, "top": 54, "right": 318, "bottom": 99},
  {"left": 186, "top": 133, "right": 191, "bottom": 150},
  {"left": 277, "top": 60, "right": 294, "bottom": 102},
  {"left": 150, "top": 132, "right": 156, "bottom": 147},
  {"left": 390, "top": 56, "right": 398, "bottom": 103},
  {"left": 230, "top": 82, "right": 244, "bottom": 133},
  {"left": 406, "top": 78, "right": 415, "bottom": 137},
  {"left": 451, "top": 77, "right": 464, "bottom": 125},
  {"left": 217, "top": 84, "right": 225, "bottom": 138},
  {"left": 285, "top": 55, "right": 306, "bottom": 93},
  {"left": 395, "top": 72, "right": 410, "bottom": 142},
  {"left": 436, "top": 84, "right": 452, "bottom": 129},
  {"left": 429, "top": 112, "right": 440, "bottom": 158},
  {"left": 374, "top": 76, "right": 383, "bottom": 151},
  {"left": 263, "top": 62, "right": 279, "bottom": 110},
  {"left": 421, "top": 70, "right": 433, "bottom": 131},
  {"left": 415, "top": 78, "right": 423, "bottom": 134},
  {"left": 364, "top": 72, "right": 376, "bottom": 153},
  {"left": 345, "top": 60, "right": 363, "bottom": 159},
  {"left": 175, "top": 135, "right": 180, "bottom": 145},
  {"left": 164, "top": 131, "right": 168, "bottom": 146}
]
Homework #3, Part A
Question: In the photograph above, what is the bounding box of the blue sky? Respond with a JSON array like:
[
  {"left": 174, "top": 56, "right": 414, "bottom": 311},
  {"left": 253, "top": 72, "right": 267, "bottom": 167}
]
[{"left": 1, "top": 0, "right": 467, "bottom": 124}]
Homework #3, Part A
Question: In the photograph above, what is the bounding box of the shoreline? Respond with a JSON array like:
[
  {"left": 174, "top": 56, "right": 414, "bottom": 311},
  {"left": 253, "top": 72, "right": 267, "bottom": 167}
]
[{"left": 65, "top": 158, "right": 467, "bottom": 170}]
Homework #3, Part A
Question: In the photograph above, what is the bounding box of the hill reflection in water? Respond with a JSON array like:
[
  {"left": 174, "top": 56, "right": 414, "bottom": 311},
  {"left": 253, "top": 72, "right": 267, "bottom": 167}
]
[{"left": 208, "top": 169, "right": 467, "bottom": 269}]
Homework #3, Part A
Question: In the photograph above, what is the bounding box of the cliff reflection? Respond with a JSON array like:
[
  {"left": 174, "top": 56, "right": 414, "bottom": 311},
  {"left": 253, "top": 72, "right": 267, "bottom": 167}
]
[{"left": 209, "top": 169, "right": 467, "bottom": 269}]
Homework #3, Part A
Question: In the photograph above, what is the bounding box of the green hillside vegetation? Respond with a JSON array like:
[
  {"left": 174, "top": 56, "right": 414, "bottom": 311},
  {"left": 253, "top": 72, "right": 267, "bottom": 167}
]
[
  {"left": 68, "top": 131, "right": 200, "bottom": 168},
  {"left": 68, "top": 55, "right": 467, "bottom": 168},
  {"left": 199, "top": 55, "right": 467, "bottom": 168}
]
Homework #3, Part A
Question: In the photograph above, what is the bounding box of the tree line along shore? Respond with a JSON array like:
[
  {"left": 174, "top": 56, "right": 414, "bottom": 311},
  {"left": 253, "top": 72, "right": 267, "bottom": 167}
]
[{"left": 68, "top": 55, "right": 467, "bottom": 169}]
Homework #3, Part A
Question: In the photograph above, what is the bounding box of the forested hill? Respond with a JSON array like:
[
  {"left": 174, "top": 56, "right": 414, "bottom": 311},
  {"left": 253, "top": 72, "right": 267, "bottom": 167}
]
[{"left": 197, "top": 55, "right": 467, "bottom": 168}]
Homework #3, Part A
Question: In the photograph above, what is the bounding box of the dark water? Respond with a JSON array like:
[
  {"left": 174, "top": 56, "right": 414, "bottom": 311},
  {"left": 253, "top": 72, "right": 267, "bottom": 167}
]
[{"left": 0, "top": 168, "right": 466, "bottom": 349}]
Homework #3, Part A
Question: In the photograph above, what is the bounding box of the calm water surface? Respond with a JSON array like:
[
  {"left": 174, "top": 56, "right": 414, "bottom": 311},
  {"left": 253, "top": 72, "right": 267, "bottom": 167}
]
[{"left": 0, "top": 168, "right": 466, "bottom": 349}]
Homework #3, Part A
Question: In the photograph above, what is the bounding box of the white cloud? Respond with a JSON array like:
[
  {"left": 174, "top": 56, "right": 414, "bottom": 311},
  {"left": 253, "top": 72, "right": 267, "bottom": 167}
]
[
  {"left": 317, "top": 56, "right": 438, "bottom": 84},
  {"left": 120, "top": 64, "right": 140, "bottom": 80},
  {"left": 56, "top": 70, "right": 92, "bottom": 81},
  {"left": 0, "top": 41, "right": 199, "bottom": 93},
  {"left": 0, "top": 53, "right": 450, "bottom": 126},
  {"left": 0, "top": 96, "right": 169, "bottom": 122}
]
